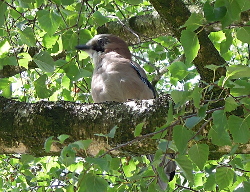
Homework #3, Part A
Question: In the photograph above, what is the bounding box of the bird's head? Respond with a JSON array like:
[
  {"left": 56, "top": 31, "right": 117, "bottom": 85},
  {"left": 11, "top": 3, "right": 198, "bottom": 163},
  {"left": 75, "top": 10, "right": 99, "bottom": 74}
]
[{"left": 76, "top": 34, "right": 132, "bottom": 61}]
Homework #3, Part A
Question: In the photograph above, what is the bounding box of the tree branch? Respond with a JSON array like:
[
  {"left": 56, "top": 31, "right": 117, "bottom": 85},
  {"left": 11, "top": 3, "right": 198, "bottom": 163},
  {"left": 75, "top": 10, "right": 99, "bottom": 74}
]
[
  {"left": 0, "top": 96, "right": 249, "bottom": 157},
  {"left": 0, "top": 96, "right": 171, "bottom": 156}
]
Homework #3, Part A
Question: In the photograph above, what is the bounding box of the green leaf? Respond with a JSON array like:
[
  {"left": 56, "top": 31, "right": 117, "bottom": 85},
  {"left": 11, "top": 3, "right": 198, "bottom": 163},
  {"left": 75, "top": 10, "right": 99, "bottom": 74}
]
[
  {"left": 126, "top": 0, "right": 142, "bottom": 5},
  {"left": 191, "top": 85, "right": 202, "bottom": 109},
  {"left": 134, "top": 122, "right": 144, "bottom": 137},
  {"left": 219, "top": 0, "right": 241, "bottom": 28},
  {"left": 173, "top": 125, "right": 193, "bottom": 154},
  {"left": 171, "top": 90, "right": 190, "bottom": 106},
  {"left": 180, "top": 29, "right": 200, "bottom": 64},
  {"left": 122, "top": 159, "right": 137, "bottom": 177},
  {"left": 17, "top": 0, "right": 31, "bottom": 8},
  {"left": 61, "top": 30, "right": 77, "bottom": 50},
  {"left": 209, "top": 31, "right": 226, "bottom": 43},
  {"left": 79, "top": 173, "right": 108, "bottom": 192},
  {"left": 42, "top": 34, "right": 59, "bottom": 48},
  {"left": 166, "top": 100, "right": 174, "bottom": 125},
  {"left": 51, "top": 0, "right": 61, "bottom": 5},
  {"left": 20, "top": 154, "right": 34, "bottom": 164},
  {"left": 37, "top": 10, "right": 62, "bottom": 35},
  {"left": 228, "top": 115, "right": 250, "bottom": 144},
  {"left": 230, "top": 157, "right": 243, "bottom": 169},
  {"left": 35, "top": 0, "right": 44, "bottom": 7},
  {"left": 0, "top": 178, "right": 3, "bottom": 188},
  {"left": 0, "top": 2, "right": 7, "bottom": 27},
  {"left": 225, "top": 96, "right": 238, "bottom": 112},
  {"left": 19, "top": 27, "right": 36, "bottom": 47},
  {"left": 229, "top": 79, "right": 250, "bottom": 97},
  {"left": 168, "top": 61, "right": 189, "bottom": 80},
  {"left": 238, "top": 0, "right": 250, "bottom": 11},
  {"left": 208, "top": 110, "right": 231, "bottom": 146},
  {"left": 237, "top": 27, "right": 250, "bottom": 44},
  {"left": 57, "top": 134, "right": 70, "bottom": 143},
  {"left": 175, "top": 155, "right": 194, "bottom": 183},
  {"left": 215, "top": 167, "right": 234, "bottom": 189},
  {"left": 205, "top": 64, "right": 220, "bottom": 71},
  {"left": 63, "top": 64, "right": 82, "bottom": 81},
  {"left": 73, "top": 139, "right": 92, "bottom": 150},
  {"left": 65, "top": 185, "right": 74, "bottom": 192},
  {"left": 225, "top": 0, "right": 241, "bottom": 21},
  {"left": 34, "top": 74, "right": 53, "bottom": 98},
  {"left": 60, "top": 145, "right": 76, "bottom": 166},
  {"left": 106, "top": 125, "right": 118, "bottom": 138},
  {"left": 226, "top": 65, "right": 250, "bottom": 79},
  {"left": 243, "top": 181, "right": 250, "bottom": 191},
  {"left": 158, "top": 139, "right": 172, "bottom": 152},
  {"left": 209, "top": 126, "right": 231, "bottom": 146},
  {"left": 194, "top": 172, "right": 204, "bottom": 187},
  {"left": 188, "top": 144, "right": 209, "bottom": 170},
  {"left": 204, "top": 174, "right": 216, "bottom": 191},
  {"left": 92, "top": 11, "right": 109, "bottom": 26},
  {"left": 110, "top": 158, "right": 120, "bottom": 170},
  {"left": 183, "top": 13, "right": 204, "bottom": 31},
  {"left": 198, "top": 104, "right": 208, "bottom": 117},
  {"left": 79, "top": 68, "right": 92, "bottom": 77},
  {"left": 220, "top": 30, "right": 233, "bottom": 55},
  {"left": 85, "top": 157, "right": 109, "bottom": 171},
  {"left": 61, "top": 0, "right": 74, "bottom": 5},
  {"left": 44, "top": 136, "right": 56, "bottom": 153},
  {"left": 185, "top": 116, "right": 203, "bottom": 129},
  {"left": 204, "top": 2, "right": 227, "bottom": 21},
  {"left": 33, "top": 51, "right": 55, "bottom": 72},
  {"left": 18, "top": 53, "right": 32, "bottom": 68},
  {"left": 0, "top": 78, "right": 12, "bottom": 98},
  {"left": 0, "top": 39, "right": 10, "bottom": 57},
  {"left": 78, "top": 29, "right": 93, "bottom": 44},
  {"left": 6, "top": 57, "right": 18, "bottom": 66},
  {"left": 95, "top": 126, "right": 118, "bottom": 138}
]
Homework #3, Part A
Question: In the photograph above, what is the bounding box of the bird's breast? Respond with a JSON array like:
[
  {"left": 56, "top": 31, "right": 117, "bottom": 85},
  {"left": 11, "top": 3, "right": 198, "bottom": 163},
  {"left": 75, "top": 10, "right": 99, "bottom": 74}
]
[{"left": 90, "top": 53, "right": 154, "bottom": 102}]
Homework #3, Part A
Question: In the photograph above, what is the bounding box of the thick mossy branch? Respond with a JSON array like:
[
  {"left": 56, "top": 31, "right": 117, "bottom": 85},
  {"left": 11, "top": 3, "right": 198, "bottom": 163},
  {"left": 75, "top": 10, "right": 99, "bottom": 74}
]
[
  {"left": 0, "top": 96, "right": 170, "bottom": 156},
  {"left": 1, "top": 96, "right": 250, "bottom": 158}
]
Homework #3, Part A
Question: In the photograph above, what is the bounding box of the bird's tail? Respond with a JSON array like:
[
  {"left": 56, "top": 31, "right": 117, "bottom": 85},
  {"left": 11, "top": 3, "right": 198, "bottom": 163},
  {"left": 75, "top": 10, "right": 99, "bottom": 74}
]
[{"left": 146, "top": 153, "right": 176, "bottom": 190}]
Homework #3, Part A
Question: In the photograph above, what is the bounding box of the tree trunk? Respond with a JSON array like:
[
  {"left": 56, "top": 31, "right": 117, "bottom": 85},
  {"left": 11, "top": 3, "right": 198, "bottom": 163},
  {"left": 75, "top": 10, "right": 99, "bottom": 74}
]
[{"left": 149, "top": 0, "right": 226, "bottom": 82}]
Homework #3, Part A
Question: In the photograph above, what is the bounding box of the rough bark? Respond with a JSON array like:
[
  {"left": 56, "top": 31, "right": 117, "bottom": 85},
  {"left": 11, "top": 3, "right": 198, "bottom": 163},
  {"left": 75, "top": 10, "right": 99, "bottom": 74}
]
[
  {"left": 97, "top": 13, "right": 173, "bottom": 44},
  {"left": 148, "top": 0, "right": 226, "bottom": 82},
  {"left": 0, "top": 96, "right": 170, "bottom": 156},
  {"left": 0, "top": 96, "right": 249, "bottom": 158}
]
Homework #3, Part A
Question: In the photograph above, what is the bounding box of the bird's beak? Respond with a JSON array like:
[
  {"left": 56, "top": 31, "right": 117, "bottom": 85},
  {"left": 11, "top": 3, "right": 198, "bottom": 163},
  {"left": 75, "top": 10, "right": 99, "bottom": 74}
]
[{"left": 75, "top": 45, "right": 91, "bottom": 50}]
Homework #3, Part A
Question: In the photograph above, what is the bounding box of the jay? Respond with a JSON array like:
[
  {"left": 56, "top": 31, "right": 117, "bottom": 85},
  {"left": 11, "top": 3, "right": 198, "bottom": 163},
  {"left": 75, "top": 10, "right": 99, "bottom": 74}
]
[
  {"left": 76, "top": 34, "right": 175, "bottom": 188},
  {"left": 75, "top": 34, "right": 156, "bottom": 102}
]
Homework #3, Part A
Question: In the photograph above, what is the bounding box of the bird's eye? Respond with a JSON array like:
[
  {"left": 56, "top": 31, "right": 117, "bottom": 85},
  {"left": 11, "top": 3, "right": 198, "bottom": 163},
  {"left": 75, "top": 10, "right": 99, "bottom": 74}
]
[
  {"left": 93, "top": 37, "right": 108, "bottom": 52},
  {"left": 97, "top": 38, "right": 105, "bottom": 46}
]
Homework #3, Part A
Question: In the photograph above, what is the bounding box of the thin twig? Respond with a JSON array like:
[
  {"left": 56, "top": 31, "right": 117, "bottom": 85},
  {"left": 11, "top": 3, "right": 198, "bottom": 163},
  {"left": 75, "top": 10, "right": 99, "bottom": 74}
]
[
  {"left": 99, "top": 104, "right": 225, "bottom": 158},
  {"left": 56, "top": 4, "right": 69, "bottom": 28},
  {"left": 98, "top": 120, "right": 180, "bottom": 158},
  {"left": 188, "top": 116, "right": 213, "bottom": 142},
  {"left": 107, "top": 15, "right": 141, "bottom": 43},
  {"left": 4, "top": 1, "right": 28, "bottom": 20},
  {"left": 175, "top": 184, "right": 199, "bottom": 192}
]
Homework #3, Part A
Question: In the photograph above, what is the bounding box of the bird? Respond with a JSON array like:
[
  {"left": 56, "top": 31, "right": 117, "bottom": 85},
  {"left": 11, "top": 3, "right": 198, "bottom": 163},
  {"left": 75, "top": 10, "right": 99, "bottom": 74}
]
[
  {"left": 75, "top": 34, "right": 156, "bottom": 103},
  {"left": 76, "top": 34, "right": 175, "bottom": 189}
]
